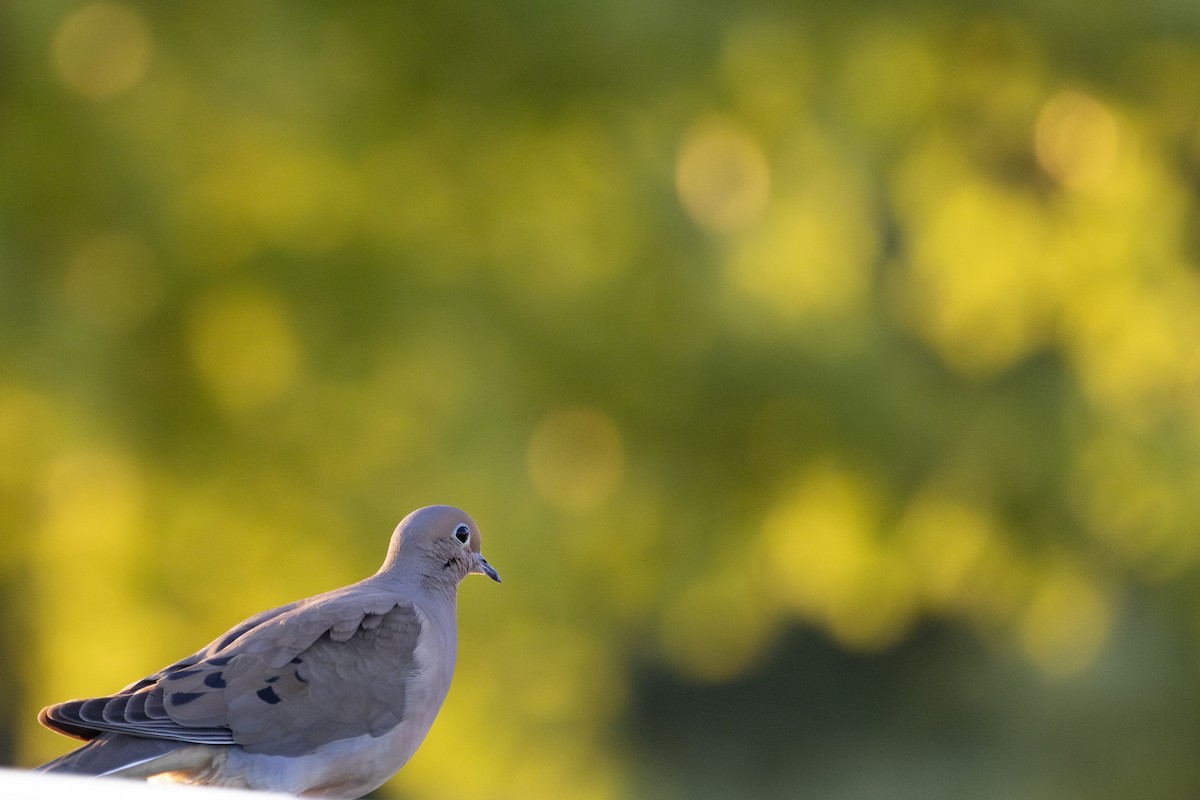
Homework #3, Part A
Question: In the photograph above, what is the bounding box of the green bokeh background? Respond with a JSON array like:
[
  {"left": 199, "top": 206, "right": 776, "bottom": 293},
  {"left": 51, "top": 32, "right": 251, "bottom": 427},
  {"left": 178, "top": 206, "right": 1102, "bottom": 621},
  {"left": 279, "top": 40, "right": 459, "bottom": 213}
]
[{"left": 4, "top": 1, "right": 1200, "bottom": 798}]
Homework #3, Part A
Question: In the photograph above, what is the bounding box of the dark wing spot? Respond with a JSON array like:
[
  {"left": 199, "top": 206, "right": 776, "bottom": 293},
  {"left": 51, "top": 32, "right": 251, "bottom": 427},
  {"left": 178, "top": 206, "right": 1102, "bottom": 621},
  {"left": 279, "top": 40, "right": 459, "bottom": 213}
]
[
  {"left": 165, "top": 668, "right": 203, "bottom": 681},
  {"left": 256, "top": 686, "right": 282, "bottom": 705},
  {"left": 264, "top": 675, "right": 279, "bottom": 684},
  {"left": 207, "top": 655, "right": 234, "bottom": 667},
  {"left": 290, "top": 656, "right": 303, "bottom": 664},
  {"left": 168, "top": 692, "right": 205, "bottom": 706},
  {"left": 203, "top": 672, "right": 227, "bottom": 689},
  {"left": 293, "top": 669, "right": 308, "bottom": 684}
]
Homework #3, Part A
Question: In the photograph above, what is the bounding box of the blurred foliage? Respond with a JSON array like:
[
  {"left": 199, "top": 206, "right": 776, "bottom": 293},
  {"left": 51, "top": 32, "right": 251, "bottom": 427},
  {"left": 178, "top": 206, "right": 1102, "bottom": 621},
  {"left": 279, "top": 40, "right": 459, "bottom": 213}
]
[{"left": 3, "top": 0, "right": 1200, "bottom": 798}]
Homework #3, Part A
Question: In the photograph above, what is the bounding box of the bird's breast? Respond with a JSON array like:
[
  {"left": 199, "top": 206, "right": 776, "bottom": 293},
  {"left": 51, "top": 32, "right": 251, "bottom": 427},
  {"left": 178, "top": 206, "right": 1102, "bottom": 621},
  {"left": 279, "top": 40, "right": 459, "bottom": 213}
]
[{"left": 193, "top": 605, "right": 461, "bottom": 798}]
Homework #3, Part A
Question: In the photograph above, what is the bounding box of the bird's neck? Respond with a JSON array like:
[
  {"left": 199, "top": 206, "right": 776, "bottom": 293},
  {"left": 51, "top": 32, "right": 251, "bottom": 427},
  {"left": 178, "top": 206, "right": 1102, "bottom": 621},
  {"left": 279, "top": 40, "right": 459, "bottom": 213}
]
[{"left": 371, "top": 558, "right": 460, "bottom": 607}]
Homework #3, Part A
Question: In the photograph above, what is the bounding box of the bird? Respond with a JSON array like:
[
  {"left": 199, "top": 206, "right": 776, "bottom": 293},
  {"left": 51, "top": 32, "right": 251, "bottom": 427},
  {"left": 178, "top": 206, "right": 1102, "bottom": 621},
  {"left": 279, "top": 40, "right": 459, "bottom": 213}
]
[{"left": 35, "top": 504, "right": 500, "bottom": 798}]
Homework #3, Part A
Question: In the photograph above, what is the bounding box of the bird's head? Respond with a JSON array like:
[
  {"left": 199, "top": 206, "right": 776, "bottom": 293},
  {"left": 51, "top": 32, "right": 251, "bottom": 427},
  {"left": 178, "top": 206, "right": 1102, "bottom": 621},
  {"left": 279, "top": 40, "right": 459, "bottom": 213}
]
[{"left": 380, "top": 505, "right": 501, "bottom": 586}]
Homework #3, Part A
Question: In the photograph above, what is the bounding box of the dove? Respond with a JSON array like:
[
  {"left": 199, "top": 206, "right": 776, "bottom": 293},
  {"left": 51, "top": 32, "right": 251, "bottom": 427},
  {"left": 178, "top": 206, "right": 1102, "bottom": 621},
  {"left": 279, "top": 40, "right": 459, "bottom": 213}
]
[{"left": 35, "top": 505, "right": 500, "bottom": 799}]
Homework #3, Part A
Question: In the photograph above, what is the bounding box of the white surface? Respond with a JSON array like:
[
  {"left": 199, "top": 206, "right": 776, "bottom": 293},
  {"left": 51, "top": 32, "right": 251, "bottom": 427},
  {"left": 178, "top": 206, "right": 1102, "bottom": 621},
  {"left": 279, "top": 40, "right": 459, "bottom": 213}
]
[{"left": 0, "top": 768, "right": 291, "bottom": 798}]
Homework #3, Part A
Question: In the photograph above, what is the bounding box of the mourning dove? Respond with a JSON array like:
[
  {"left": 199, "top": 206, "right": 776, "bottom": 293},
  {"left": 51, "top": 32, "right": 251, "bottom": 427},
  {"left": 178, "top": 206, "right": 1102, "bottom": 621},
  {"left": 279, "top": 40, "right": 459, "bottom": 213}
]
[{"left": 35, "top": 505, "right": 500, "bottom": 798}]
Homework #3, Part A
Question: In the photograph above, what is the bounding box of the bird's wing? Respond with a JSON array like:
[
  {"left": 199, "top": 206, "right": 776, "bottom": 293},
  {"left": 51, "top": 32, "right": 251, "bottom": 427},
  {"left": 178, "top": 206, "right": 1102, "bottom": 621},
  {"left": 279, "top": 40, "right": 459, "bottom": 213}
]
[{"left": 38, "top": 586, "right": 426, "bottom": 756}]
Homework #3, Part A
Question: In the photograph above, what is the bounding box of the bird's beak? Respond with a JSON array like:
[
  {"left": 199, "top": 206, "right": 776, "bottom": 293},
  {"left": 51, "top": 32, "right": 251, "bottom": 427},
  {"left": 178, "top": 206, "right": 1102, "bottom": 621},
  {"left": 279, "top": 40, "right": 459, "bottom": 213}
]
[{"left": 471, "top": 553, "right": 501, "bottom": 583}]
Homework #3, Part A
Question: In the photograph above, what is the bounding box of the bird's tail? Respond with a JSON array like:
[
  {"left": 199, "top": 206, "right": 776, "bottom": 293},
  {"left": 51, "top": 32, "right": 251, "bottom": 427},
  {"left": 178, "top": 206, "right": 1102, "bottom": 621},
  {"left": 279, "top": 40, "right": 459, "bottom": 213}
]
[{"left": 36, "top": 734, "right": 210, "bottom": 778}]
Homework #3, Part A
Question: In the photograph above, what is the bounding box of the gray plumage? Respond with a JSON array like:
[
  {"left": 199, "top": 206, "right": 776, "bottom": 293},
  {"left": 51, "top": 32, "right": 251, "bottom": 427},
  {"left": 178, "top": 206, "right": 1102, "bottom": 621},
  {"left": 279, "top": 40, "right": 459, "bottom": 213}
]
[{"left": 36, "top": 505, "right": 500, "bottom": 798}]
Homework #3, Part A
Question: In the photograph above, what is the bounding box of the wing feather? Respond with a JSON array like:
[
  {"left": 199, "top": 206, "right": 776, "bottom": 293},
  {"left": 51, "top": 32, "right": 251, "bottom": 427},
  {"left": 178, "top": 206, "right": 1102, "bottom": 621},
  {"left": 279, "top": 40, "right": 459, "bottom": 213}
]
[{"left": 38, "top": 584, "right": 424, "bottom": 755}]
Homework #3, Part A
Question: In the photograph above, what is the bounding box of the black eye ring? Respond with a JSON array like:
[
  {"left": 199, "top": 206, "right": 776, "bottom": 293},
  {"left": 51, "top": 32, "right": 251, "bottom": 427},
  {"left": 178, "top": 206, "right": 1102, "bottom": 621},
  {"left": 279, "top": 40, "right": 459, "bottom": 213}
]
[{"left": 454, "top": 524, "right": 470, "bottom": 544}]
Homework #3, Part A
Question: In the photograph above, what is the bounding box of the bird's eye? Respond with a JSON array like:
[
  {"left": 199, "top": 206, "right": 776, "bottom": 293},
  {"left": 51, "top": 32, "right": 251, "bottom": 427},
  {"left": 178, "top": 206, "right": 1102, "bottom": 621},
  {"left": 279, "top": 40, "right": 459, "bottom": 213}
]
[{"left": 454, "top": 524, "right": 470, "bottom": 544}]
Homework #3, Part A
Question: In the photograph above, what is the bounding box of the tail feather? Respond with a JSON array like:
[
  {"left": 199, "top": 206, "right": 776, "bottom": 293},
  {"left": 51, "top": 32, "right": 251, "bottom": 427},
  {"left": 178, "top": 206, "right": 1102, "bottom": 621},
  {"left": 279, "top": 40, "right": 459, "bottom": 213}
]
[{"left": 37, "top": 734, "right": 211, "bottom": 778}]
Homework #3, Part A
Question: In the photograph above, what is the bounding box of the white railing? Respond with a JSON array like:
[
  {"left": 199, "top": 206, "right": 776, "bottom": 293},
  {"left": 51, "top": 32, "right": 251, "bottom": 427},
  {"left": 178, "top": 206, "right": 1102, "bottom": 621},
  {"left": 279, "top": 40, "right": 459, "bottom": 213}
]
[{"left": 0, "top": 768, "right": 291, "bottom": 799}]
